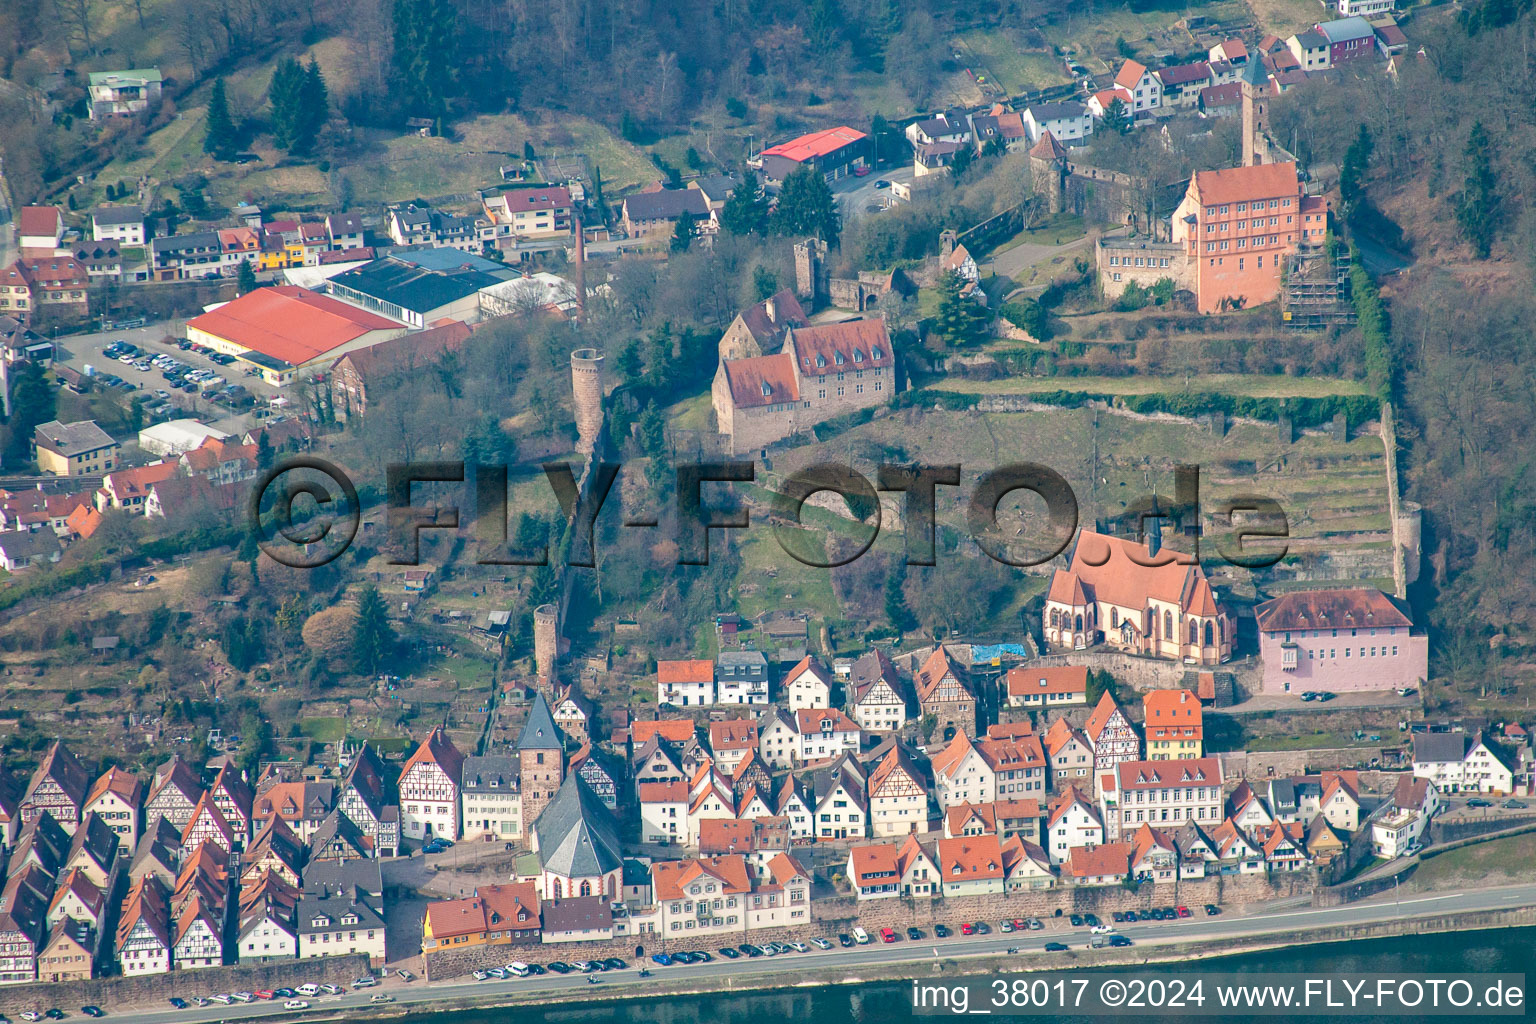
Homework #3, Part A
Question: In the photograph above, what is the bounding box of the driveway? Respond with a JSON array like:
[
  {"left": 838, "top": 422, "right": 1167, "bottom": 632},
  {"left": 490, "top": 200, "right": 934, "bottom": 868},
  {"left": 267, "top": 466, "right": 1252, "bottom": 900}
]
[{"left": 984, "top": 231, "right": 1096, "bottom": 287}]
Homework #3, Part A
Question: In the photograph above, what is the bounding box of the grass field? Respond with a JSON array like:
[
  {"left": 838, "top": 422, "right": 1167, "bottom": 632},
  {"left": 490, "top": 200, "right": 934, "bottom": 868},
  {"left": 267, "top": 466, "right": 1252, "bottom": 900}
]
[
  {"left": 1242, "top": 0, "right": 1330, "bottom": 36},
  {"left": 297, "top": 717, "right": 348, "bottom": 743},
  {"left": 1413, "top": 831, "right": 1536, "bottom": 887},
  {"left": 956, "top": 30, "right": 1073, "bottom": 94},
  {"left": 927, "top": 374, "right": 1372, "bottom": 399}
]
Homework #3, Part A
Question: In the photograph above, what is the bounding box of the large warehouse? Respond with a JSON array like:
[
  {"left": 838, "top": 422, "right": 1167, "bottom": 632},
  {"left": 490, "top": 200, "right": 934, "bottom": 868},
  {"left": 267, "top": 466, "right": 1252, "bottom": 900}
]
[
  {"left": 185, "top": 286, "right": 407, "bottom": 386},
  {"left": 757, "top": 126, "right": 870, "bottom": 185}
]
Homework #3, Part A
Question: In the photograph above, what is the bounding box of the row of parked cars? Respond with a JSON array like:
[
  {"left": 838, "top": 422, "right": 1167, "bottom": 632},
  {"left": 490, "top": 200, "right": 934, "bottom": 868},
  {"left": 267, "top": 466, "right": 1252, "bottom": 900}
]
[{"left": 162, "top": 975, "right": 403, "bottom": 1011}]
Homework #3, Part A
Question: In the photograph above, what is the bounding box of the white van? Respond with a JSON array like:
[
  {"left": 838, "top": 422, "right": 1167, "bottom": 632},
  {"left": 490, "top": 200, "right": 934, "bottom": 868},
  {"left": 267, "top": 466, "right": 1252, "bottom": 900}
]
[
  {"left": 852, "top": 927, "right": 871, "bottom": 945},
  {"left": 296, "top": 983, "right": 320, "bottom": 997},
  {"left": 507, "top": 962, "right": 530, "bottom": 977}
]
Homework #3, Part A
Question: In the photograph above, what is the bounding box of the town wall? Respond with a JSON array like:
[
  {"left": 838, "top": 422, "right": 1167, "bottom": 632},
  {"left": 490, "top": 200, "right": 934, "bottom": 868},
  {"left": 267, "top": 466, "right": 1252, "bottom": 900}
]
[{"left": 0, "top": 954, "right": 370, "bottom": 1016}]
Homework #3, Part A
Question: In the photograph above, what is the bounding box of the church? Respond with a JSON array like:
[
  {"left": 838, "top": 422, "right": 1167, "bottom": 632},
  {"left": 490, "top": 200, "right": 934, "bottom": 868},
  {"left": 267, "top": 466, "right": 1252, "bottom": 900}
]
[{"left": 1043, "top": 529, "right": 1232, "bottom": 666}]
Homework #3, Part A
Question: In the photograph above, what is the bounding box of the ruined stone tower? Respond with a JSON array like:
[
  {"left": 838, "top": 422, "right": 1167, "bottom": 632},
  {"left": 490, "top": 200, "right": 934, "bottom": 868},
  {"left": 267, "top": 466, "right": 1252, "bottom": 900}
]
[
  {"left": 569, "top": 348, "right": 604, "bottom": 455},
  {"left": 533, "top": 603, "right": 560, "bottom": 686},
  {"left": 793, "top": 237, "right": 828, "bottom": 305}
]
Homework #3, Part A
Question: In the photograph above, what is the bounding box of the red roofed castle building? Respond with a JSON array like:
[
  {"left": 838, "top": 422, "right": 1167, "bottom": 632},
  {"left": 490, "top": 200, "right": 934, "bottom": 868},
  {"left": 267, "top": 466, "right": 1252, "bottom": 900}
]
[{"left": 711, "top": 319, "right": 894, "bottom": 454}]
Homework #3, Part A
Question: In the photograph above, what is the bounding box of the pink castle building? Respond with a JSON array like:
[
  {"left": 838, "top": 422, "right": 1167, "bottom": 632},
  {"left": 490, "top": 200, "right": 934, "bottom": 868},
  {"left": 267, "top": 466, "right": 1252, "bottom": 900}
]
[{"left": 1254, "top": 588, "right": 1428, "bottom": 695}]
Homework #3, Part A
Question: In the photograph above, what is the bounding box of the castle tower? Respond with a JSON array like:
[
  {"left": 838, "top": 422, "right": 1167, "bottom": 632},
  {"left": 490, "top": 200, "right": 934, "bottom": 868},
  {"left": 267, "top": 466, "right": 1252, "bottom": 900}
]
[
  {"left": 793, "top": 237, "right": 827, "bottom": 305},
  {"left": 939, "top": 228, "right": 958, "bottom": 260},
  {"left": 516, "top": 692, "right": 565, "bottom": 838},
  {"left": 533, "top": 603, "right": 560, "bottom": 685},
  {"left": 569, "top": 348, "right": 604, "bottom": 455},
  {"left": 1241, "top": 60, "right": 1271, "bottom": 167},
  {"left": 1028, "top": 131, "right": 1067, "bottom": 215}
]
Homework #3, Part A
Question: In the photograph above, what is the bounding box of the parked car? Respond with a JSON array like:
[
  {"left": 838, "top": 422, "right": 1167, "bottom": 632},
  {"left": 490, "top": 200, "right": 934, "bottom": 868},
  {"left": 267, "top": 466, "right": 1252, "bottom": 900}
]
[
  {"left": 718, "top": 946, "right": 741, "bottom": 958},
  {"left": 906, "top": 928, "right": 922, "bottom": 941},
  {"left": 789, "top": 943, "right": 809, "bottom": 953},
  {"left": 960, "top": 923, "right": 974, "bottom": 936},
  {"left": 880, "top": 927, "right": 897, "bottom": 943},
  {"left": 972, "top": 922, "right": 990, "bottom": 935},
  {"left": 838, "top": 934, "right": 854, "bottom": 947},
  {"left": 812, "top": 938, "right": 832, "bottom": 949},
  {"left": 1109, "top": 935, "right": 1133, "bottom": 947},
  {"left": 1469, "top": 798, "right": 1495, "bottom": 808},
  {"left": 1044, "top": 942, "right": 1069, "bottom": 952},
  {"left": 81, "top": 1010, "right": 105, "bottom": 1020},
  {"left": 1505, "top": 799, "right": 1529, "bottom": 809},
  {"left": 1316, "top": 691, "right": 1336, "bottom": 702},
  {"left": 1084, "top": 914, "right": 1100, "bottom": 927},
  {"left": 370, "top": 995, "right": 396, "bottom": 1004},
  {"left": 1069, "top": 914, "right": 1085, "bottom": 926},
  {"left": 284, "top": 1002, "right": 310, "bottom": 1011},
  {"left": 604, "top": 958, "right": 627, "bottom": 969},
  {"left": 934, "top": 924, "right": 951, "bottom": 938},
  {"left": 167, "top": 999, "right": 187, "bottom": 1010},
  {"left": 1026, "top": 918, "right": 1042, "bottom": 930},
  {"left": 547, "top": 962, "right": 574, "bottom": 973},
  {"left": 1205, "top": 904, "right": 1221, "bottom": 916},
  {"left": 1112, "top": 911, "right": 1126, "bottom": 923},
  {"left": 650, "top": 954, "right": 672, "bottom": 966},
  {"left": 999, "top": 920, "right": 1014, "bottom": 933},
  {"left": 1176, "top": 906, "right": 1191, "bottom": 918}
]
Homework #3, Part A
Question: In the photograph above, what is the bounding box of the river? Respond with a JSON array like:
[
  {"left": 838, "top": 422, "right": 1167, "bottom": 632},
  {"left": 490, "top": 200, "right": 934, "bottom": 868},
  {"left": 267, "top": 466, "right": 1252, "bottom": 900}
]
[{"left": 397, "top": 926, "right": 1536, "bottom": 1023}]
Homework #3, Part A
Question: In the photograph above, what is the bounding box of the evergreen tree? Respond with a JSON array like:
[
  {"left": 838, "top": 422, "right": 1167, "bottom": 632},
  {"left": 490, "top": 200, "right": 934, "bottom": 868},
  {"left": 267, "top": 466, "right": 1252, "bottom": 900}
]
[
  {"left": 300, "top": 59, "right": 330, "bottom": 150},
  {"left": 269, "top": 58, "right": 307, "bottom": 151},
  {"left": 392, "top": 0, "right": 459, "bottom": 120},
  {"left": 720, "top": 170, "right": 770, "bottom": 236},
  {"left": 1340, "top": 123, "right": 1373, "bottom": 217},
  {"left": 523, "top": 140, "right": 535, "bottom": 160},
  {"left": 236, "top": 259, "right": 257, "bottom": 295},
  {"left": 256, "top": 429, "right": 275, "bottom": 470},
  {"left": 352, "top": 584, "right": 394, "bottom": 674},
  {"left": 949, "top": 145, "right": 975, "bottom": 180},
  {"left": 1457, "top": 121, "right": 1498, "bottom": 258},
  {"left": 638, "top": 401, "right": 667, "bottom": 461},
  {"left": 932, "top": 269, "right": 989, "bottom": 348},
  {"left": 1102, "top": 98, "right": 1132, "bottom": 136},
  {"left": 671, "top": 210, "right": 696, "bottom": 252},
  {"left": 3, "top": 359, "right": 56, "bottom": 467},
  {"left": 753, "top": 265, "right": 778, "bottom": 301},
  {"left": 770, "top": 166, "right": 840, "bottom": 246},
  {"left": 590, "top": 166, "right": 608, "bottom": 227},
  {"left": 204, "top": 78, "right": 237, "bottom": 159},
  {"left": 461, "top": 412, "right": 515, "bottom": 467}
]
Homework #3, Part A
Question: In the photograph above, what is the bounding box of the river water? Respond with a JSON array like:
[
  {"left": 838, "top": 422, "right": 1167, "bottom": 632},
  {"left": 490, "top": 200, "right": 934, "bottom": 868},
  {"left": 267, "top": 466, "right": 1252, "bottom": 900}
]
[{"left": 398, "top": 926, "right": 1536, "bottom": 1023}]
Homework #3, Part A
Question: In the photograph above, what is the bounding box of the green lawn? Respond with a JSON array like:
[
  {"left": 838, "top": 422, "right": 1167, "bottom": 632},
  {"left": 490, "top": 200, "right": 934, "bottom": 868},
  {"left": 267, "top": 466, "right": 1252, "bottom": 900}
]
[
  {"left": 298, "top": 717, "right": 347, "bottom": 743},
  {"left": 666, "top": 391, "right": 715, "bottom": 433},
  {"left": 989, "top": 215, "right": 1091, "bottom": 257},
  {"left": 1413, "top": 831, "right": 1536, "bottom": 886},
  {"left": 927, "top": 374, "right": 1372, "bottom": 399},
  {"left": 956, "top": 30, "right": 1073, "bottom": 94}
]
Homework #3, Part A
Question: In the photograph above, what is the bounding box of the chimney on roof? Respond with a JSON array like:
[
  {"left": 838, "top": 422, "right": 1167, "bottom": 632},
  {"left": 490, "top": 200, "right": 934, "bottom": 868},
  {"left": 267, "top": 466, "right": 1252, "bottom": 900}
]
[{"left": 764, "top": 296, "right": 776, "bottom": 325}]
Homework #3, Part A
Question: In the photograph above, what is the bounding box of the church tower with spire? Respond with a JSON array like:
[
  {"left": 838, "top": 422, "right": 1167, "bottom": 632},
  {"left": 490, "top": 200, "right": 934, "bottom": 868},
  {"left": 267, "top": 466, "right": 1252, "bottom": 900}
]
[
  {"left": 1241, "top": 59, "right": 1272, "bottom": 167},
  {"left": 516, "top": 692, "right": 565, "bottom": 838}
]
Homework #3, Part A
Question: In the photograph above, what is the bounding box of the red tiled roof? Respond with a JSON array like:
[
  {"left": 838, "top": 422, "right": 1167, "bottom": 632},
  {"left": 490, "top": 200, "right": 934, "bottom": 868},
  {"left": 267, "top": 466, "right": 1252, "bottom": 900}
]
[
  {"left": 848, "top": 842, "right": 900, "bottom": 885},
  {"left": 1254, "top": 587, "right": 1412, "bottom": 632},
  {"left": 651, "top": 854, "right": 751, "bottom": 901},
  {"left": 187, "top": 286, "right": 401, "bottom": 367},
  {"left": 401, "top": 726, "right": 465, "bottom": 786},
  {"left": 937, "top": 835, "right": 1005, "bottom": 881},
  {"left": 638, "top": 781, "right": 688, "bottom": 803},
  {"left": 1043, "top": 718, "right": 1089, "bottom": 758},
  {"left": 709, "top": 720, "right": 758, "bottom": 752},
  {"left": 788, "top": 320, "right": 890, "bottom": 376},
  {"left": 1116, "top": 757, "right": 1220, "bottom": 791},
  {"left": 658, "top": 660, "right": 714, "bottom": 684},
  {"left": 1066, "top": 840, "right": 1132, "bottom": 878},
  {"left": 1083, "top": 691, "right": 1126, "bottom": 743},
  {"left": 1006, "top": 665, "right": 1087, "bottom": 698},
  {"left": 760, "top": 126, "right": 868, "bottom": 163},
  {"left": 1115, "top": 60, "right": 1148, "bottom": 89},
  {"left": 18, "top": 206, "right": 62, "bottom": 238},
  {"left": 1191, "top": 161, "right": 1300, "bottom": 206},
  {"left": 499, "top": 187, "right": 573, "bottom": 213},
  {"left": 721, "top": 352, "right": 798, "bottom": 408},
  {"left": 1144, "top": 689, "right": 1203, "bottom": 741},
  {"left": 630, "top": 718, "right": 696, "bottom": 745}
]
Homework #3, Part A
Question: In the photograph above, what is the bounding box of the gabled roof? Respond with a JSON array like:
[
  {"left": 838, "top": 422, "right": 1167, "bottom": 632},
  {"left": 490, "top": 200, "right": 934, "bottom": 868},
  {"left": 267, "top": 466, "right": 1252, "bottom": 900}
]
[
  {"left": 515, "top": 692, "right": 563, "bottom": 752},
  {"left": 916, "top": 646, "right": 971, "bottom": 703},
  {"left": 1117, "top": 757, "right": 1220, "bottom": 791},
  {"left": 1316, "top": 15, "right": 1374, "bottom": 43},
  {"left": 534, "top": 774, "right": 622, "bottom": 879},
  {"left": 1066, "top": 840, "right": 1132, "bottom": 878},
  {"left": 868, "top": 744, "right": 923, "bottom": 796},
  {"left": 931, "top": 730, "right": 979, "bottom": 781},
  {"left": 630, "top": 718, "right": 696, "bottom": 745},
  {"left": 651, "top": 854, "right": 752, "bottom": 901},
  {"left": 788, "top": 319, "right": 891, "bottom": 376},
  {"left": 847, "top": 841, "right": 900, "bottom": 885},
  {"left": 1413, "top": 732, "right": 1470, "bottom": 764},
  {"left": 24, "top": 740, "right": 91, "bottom": 812},
  {"left": 1083, "top": 691, "right": 1129, "bottom": 744},
  {"left": 1006, "top": 665, "right": 1088, "bottom": 698},
  {"left": 622, "top": 188, "right": 711, "bottom": 222},
  {"left": 760, "top": 126, "right": 867, "bottom": 163},
  {"left": 1254, "top": 587, "right": 1413, "bottom": 632},
  {"left": 658, "top": 659, "right": 714, "bottom": 684},
  {"left": 1046, "top": 786, "right": 1100, "bottom": 830},
  {"left": 17, "top": 206, "right": 63, "bottom": 239},
  {"left": 1043, "top": 718, "right": 1090, "bottom": 758},
  {"left": 721, "top": 352, "right": 798, "bottom": 408},
  {"left": 937, "top": 834, "right": 1005, "bottom": 881},
  {"left": 401, "top": 726, "right": 465, "bottom": 785},
  {"left": 709, "top": 719, "right": 758, "bottom": 753},
  {"left": 1115, "top": 60, "right": 1148, "bottom": 89},
  {"left": 186, "top": 285, "right": 401, "bottom": 368}
]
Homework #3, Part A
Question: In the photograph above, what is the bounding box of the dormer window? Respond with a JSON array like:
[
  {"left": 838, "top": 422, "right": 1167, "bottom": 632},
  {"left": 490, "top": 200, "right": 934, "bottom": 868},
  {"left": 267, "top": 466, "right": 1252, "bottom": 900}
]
[
  {"left": 815, "top": 354, "right": 826, "bottom": 368},
  {"left": 852, "top": 349, "right": 863, "bottom": 362},
  {"left": 872, "top": 347, "right": 884, "bottom": 361},
  {"left": 833, "top": 352, "right": 844, "bottom": 365},
  {"left": 761, "top": 381, "right": 772, "bottom": 397}
]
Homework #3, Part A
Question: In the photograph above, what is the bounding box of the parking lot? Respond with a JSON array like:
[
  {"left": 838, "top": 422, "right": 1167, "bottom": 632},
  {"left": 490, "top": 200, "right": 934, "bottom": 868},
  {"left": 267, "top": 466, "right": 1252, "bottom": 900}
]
[
  {"left": 832, "top": 165, "right": 915, "bottom": 222},
  {"left": 53, "top": 323, "right": 286, "bottom": 438}
]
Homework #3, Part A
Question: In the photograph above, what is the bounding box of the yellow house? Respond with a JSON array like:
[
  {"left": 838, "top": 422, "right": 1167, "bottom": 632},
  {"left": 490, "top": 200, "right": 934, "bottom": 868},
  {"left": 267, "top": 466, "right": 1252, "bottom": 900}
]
[
  {"left": 421, "top": 884, "right": 540, "bottom": 976},
  {"left": 33, "top": 420, "right": 119, "bottom": 477},
  {"left": 1144, "top": 688, "right": 1203, "bottom": 760}
]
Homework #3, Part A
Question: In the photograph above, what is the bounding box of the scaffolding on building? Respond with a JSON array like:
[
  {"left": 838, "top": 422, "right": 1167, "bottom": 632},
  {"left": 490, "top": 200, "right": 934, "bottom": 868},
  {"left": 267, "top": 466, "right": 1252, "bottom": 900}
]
[{"left": 1281, "top": 246, "right": 1356, "bottom": 329}]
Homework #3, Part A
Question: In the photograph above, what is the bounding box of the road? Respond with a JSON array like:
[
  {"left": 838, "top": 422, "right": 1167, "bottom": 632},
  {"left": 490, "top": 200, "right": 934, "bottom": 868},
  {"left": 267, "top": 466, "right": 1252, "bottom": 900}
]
[
  {"left": 983, "top": 230, "right": 1095, "bottom": 286},
  {"left": 51, "top": 321, "right": 281, "bottom": 439},
  {"left": 75, "top": 881, "right": 1536, "bottom": 1024},
  {"left": 833, "top": 166, "right": 914, "bottom": 222}
]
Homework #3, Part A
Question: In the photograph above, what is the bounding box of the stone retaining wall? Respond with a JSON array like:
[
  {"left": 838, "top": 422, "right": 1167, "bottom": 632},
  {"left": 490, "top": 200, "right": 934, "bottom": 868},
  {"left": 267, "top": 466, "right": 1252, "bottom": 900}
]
[{"left": 0, "top": 954, "right": 370, "bottom": 1016}]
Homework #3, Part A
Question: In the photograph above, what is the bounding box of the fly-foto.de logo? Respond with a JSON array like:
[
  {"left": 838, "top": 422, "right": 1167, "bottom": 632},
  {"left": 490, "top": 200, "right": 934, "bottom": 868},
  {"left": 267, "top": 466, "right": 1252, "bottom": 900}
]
[{"left": 249, "top": 459, "right": 1290, "bottom": 571}]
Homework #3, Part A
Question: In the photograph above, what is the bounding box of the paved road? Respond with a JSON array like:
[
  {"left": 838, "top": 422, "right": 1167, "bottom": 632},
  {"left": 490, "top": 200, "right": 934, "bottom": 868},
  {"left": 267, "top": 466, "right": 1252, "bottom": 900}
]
[
  {"left": 74, "top": 881, "right": 1536, "bottom": 1024},
  {"left": 833, "top": 166, "right": 914, "bottom": 222},
  {"left": 984, "top": 231, "right": 1095, "bottom": 285}
]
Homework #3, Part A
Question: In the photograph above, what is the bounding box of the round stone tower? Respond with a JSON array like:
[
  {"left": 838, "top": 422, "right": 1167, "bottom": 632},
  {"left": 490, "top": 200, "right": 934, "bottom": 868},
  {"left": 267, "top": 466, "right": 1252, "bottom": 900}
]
[
  {"left": 533, "top": 603, "right": 560, "bottom": 685},
  {"left": 569, "top": 348, "right": 604, "bottom": 455}
]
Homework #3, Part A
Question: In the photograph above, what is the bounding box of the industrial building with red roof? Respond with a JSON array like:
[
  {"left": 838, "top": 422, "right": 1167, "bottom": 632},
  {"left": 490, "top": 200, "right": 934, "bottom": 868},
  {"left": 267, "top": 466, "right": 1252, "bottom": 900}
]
[
  {"left": 758, "top": 126, "right": 869, "bottom": 184},
  {"left": 184, "top": 285, "right": 407, "bottom": 386}
]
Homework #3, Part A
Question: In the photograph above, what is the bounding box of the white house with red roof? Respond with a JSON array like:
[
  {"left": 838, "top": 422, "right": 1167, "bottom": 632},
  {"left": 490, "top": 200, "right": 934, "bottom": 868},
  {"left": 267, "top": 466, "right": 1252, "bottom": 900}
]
[
  {"left": 783, "top": 656, "right": 833, "bottom": 711},
  {"left": 1100, "top": 758, "right": 1223, "bottom": 842},
  {"left": 937, "top": 835, "right": 1006, "bottom": 896},
  {"left": 399, "top": 727, "right": 465, "bottom": 841},
  {"left": 657, "top": 659, "right": 715, "bottom": 707},
  {"left": 1006, "top": 665, "right": 1088, "bottom": 709},
  {"left": 1044, "top": 529, "right": 1232, "bottom": 665},
  {"left": 638, "top": 781, "right": 690, "bottom": 845},
  {"left": 867, "top": 744, "right": 927, "bottom": 837},
  {"left": 17, "top": 207, "right": 65, "bottom": 253},
  {"left": 1113, "top": 60, "right": 1161, "bottom": 113},
  {"left": 1046, "top": 787, "right": 1103, "bottom": 863}
]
